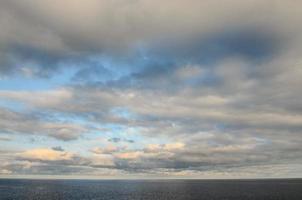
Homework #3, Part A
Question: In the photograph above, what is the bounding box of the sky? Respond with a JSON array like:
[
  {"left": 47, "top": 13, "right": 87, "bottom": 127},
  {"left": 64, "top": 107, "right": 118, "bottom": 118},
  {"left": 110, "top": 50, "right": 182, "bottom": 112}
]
[{"left": 0, "top": 0, "right": 302, "bottom": 179}]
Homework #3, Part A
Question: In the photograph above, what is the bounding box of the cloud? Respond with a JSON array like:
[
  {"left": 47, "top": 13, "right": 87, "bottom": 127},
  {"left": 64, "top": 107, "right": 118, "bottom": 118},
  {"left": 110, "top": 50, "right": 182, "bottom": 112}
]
[
  {"left": 1, "top": 132, "right": 301, "bottom": 176},
  {"left": 0, "top": 0, "right": 302, "bottom": 178},
  {"left": 51, "top": 146, "right": 64, "bottom": 152},
  {"left": 0, "top": 0, "right": 301, "bottom": 77},
  {"left": 0, "top": 107, "right": 88, "bottom": 141},
  {"left": 108, "top": 137, "right": 134, "bottom": 143},
  {"left": 18, "top": 148, "right": 74, "bottom": 161},
  {"left": 0, "top": 136, "right": 12, "bottom": 141},
  {"left": 0, "top": 88, "right": 72, "bottom": 108},
  {"left": 0, "top": 148, "right": 116, "bottom": 176},
  {"left": 91, "top": 145, "right": 122, "bottom": 155}
]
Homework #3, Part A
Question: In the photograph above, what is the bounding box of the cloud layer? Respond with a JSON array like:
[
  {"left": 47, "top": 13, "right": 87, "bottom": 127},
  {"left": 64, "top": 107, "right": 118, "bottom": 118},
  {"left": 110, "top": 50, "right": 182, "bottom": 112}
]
[{"left": 0, "top": 0, "right": 302, "bottom": 178}]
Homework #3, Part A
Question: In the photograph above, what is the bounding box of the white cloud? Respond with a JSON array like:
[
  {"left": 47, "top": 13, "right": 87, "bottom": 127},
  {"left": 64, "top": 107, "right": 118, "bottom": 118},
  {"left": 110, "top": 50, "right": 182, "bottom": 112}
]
[{"left": 18, "top": 148, "right": 74, "bottom": 161}]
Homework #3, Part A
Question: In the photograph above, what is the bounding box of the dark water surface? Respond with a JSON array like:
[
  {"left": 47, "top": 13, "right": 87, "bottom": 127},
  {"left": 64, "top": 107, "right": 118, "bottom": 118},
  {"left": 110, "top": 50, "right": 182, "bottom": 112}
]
[{"left": 0, "top": 179, "right": 301, "bottom": 200}]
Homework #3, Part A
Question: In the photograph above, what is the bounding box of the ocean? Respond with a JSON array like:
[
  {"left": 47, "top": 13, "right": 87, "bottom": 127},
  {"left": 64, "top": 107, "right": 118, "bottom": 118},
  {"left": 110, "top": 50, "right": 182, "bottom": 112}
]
[{"left": 0, "top": 179, "right": 301, "bottom": 200}]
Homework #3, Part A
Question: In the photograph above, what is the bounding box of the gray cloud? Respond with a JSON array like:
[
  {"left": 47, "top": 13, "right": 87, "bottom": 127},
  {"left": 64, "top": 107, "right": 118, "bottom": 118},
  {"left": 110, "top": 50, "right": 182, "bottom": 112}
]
[
  {"left": 0, "top": 0, "right": 301, "bottom": 77},
  {"left": 0, "top": 107, "right": 88, "bottom": 141},
  {"left": 52, "top": 146, "right": 64, "bottom": 152},
  {"left": 0, "top": 0, "right": 302, "bottom": 177},
  {"left": 0, "top": 136, "right": 12, "bottom": 141},
  {"left": 108, "top": 137, "right": 134, "bottom": 144}
]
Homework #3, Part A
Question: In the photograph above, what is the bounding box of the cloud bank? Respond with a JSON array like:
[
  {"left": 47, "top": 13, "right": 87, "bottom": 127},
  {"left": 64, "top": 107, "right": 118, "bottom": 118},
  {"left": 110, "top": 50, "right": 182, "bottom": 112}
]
[{"left": 0, "top": 0, "right": 302, "bottom": 178}]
